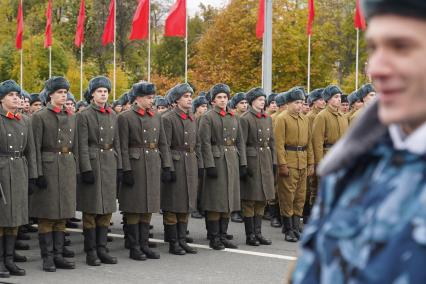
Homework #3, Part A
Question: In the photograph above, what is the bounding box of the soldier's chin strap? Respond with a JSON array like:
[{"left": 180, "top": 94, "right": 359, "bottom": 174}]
[{"left": 0, "top": 182, "right": 7, "bottom": 205}]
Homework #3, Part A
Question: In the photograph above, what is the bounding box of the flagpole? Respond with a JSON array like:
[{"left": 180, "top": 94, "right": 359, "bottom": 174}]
[
  {"left": 113, "top": 0, "right": 116, "bottom": 101},
  {"left": 49, "top": 46, "right": 52, "bottom": 78},
  {"left": 148, "top": 0, "right": 151, "bottom": 82},
  {"left": 307, "top": 34, "right": 311, "bottom": 93},
  {"left": 19, "top": 0, "right": 23, "bottom": 89},
  {"left": 355, "top": 28, "right": 359, "bottom": 90},
  {"left": 80, "top": 44, "right": 83, "bottom": 101},
  {"left": 184, "top": 1, "right": 188, "bottom": 83}
]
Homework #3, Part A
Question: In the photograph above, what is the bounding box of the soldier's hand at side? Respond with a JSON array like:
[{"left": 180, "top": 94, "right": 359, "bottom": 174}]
[
  {"left": 307, "top": 164, "right": 315, "bottom": 177},
  {"left": 206, "top": 167, "right": 218, "bottom": 178},
  {"left": 36, "top": 175, "right": 48, "bottom": 189},
  {"left": 117, "top": 169, "right": 123, "bottom": 183},
  {"left": 82, "top": 171, "right": 95, "bottom": 184},
  {"left": 122, "top": 171, "right": 135, "bottom": 186},
  {"left": 170, "top": 171, "right": 177, "bottom": 182},
  {"left": 239, "top": 166, "right": 249, "bottom": 180},
  {"left": 161, "top": 167, "right": 172, "bottom": 183},
  {"left": 279, "top": 164, "right": 290, "bottom": 177},
  {"left": 198, "top": 168, "right": 204, "bottom": 178},
  {"left": 28, "top": 179, "right": 37, "bottom": 195}
]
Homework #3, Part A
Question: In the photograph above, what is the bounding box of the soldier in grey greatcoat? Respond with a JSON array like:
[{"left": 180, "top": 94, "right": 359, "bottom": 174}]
[
  {"left": 31, "top": 76, "right": 77, "bottom": 272},
  {"left": 118, "top": 82, "right": 172, "bottom": 261},
  {"left": 199, "top": 83, "right": 247, "bottom": 250},
  {"left": 76, "top": 76, "right": 122, "bottom": 266},
  {"left": 0, "top": 80, "right": 37, "bottom": 278}
]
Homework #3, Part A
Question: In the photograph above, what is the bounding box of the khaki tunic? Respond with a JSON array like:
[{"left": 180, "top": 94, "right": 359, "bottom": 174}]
[
  {"left": 312, "top": 105, "right": 348, "bottom": 164},
  {"left": 161, "top": 108, "right": 199, "bottom": 213},
  {"left": 0, "top": 109, "right": 37, "bottom": 227},
  {"left": 118, "top": 105, "right": 172, "bottom": 213},
  {"left": 199, "top": 106, "right": 247, "bottom": 212},
  {"left": 76, "top": 103, "right": 122, "bottom": 214},
  {"left": 349, "top": 108, "right": 363, "bottom": 125},
  {"left": 306, "top": 107, "right": 322, "bottom": 130},
  {"left": 30, "top": 103, "right": 78, "bottom": 219},
  {"left": 239, "top": 108, "right": 276, "bottom": 201}
]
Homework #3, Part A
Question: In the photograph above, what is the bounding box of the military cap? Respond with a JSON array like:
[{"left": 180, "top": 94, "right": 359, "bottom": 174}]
[
  {"left": 307, "top": 88, "right": 324, "bottom": 106},
  {"left": 210, "top": 83, "right": 231, "bottom": 101},
  {"left": 245, "top": 88, "right": 266, "bottom": 105},
  {"left": 85, "top": 76, "right": 111, "bottom": 103},
  {"left": 286, "top": 87, "right": 306, "bottom": 104},
  {"left": 0, "top": 80, "right": 21, "bottom": 100},
  {"left": 39, "top": 88, "right": 48, "bottom": 105},
  {"left": 192, "top": 96, "right": 209, "bottom": 112},
  {"left": 348, "top": 91, "right": 360, "bottom": 106},
  {"left": 322, "top": 85, "right": 342, "bottom": 102},
  {"left": 341, "top": 94, "right": 349, "bottom": 104},
  {"left": 232, "top": 92, "right": 247, "bottom": 105},
  {"left": 67, "top": 92, "right": 76, "bottom": 104},
  {"left": 362, "top": 0, "right": 426, "bottom": 21},
  {"left": 169, "top": 83, "right": 194, "bottom": 103},
  {"left": 76, "top": 100, "right": 88, "bottom": 111},
  {"left": 357, "top": 83, "right": 375, "bottom": 101},
  {"left": 275, "top": 92, "right": 287, "bottom": 107},
  {"left": 30, "top": 93, "right": 41, "bottom": 105},
  {"left": 129, "top": 82, "right": 156, "bottom": 103},
  {"left": 267, "top": 93, "right": 278, "bottom": 106},
  {"left": 45, "top": 76, "right": 70, "bottom": 95},
  {"left": 155, "top": 96, "right": 169, "bottom": 107},
  {"left": 198, "top": 91, "right": 207, "bottom": 98}
]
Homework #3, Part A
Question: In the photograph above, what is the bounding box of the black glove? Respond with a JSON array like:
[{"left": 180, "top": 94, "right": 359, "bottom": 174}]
[
  {"left": 198, "top": 168, "right": 204, "bottom": 178},
  {"left": 273, "top": 164, "right": 277, "bottom": 177},
  {"left": 82, "top": 171, "right": 95, "bottom": 184},
  {"left": 123, "top": 171, "right": 135, "bottom": 186},
  {"left": 117, "top": 169, "right": 123, "bottom": 183},
  {"left": 239, "top": 165, "right": 248, "bottom": 180},
  {"left": 28, "top": 179, "right": 38, "bottom": 195},
  {"left": 36, "top": 175, "right": 48, "bottom": 189},
  {"left": 170, "top": 171, "right": 177, "bottom": 182},
  {"left": 247, "top": 167, "right": 254, "bottom": 177},
  {"left": 161, "top": 167, "right": 172, "bottom": 183},
  {"left": 206, "top": 167, "right": 218, "bottom": 178}
]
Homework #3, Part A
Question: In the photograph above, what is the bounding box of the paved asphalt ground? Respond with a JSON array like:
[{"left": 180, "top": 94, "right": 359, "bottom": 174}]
[{"left": 1, "top": 212, "right": 298, "bottom": 284}]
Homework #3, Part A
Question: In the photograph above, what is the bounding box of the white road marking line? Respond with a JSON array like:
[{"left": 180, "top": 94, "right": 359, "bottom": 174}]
[{"left": 64, "top": 228, "right": 297, "bottom": 261}]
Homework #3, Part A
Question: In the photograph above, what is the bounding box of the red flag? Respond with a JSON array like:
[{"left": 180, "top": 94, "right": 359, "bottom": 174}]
[
  {"left": 354, "top": 0, "right": 366, "bottom": 30},
  {"left": 129, "top": 0, "right": 149, "bottom": 40},
  {"left": 307, "top": 0, "right": 315, "bottom": 35},
  {"left": 44, "top": 0, "right": 52, "bottom": 48},
  {"left": 256, "top": 0, "right": 264, "bottom": 39},
  {"left": 75, "top": 0, "right": 85, "bottom": 47},
  {"left": 164, "top": 0, "right": 186, "bottom": 38},
  {"left": 102, "top": 0, "right": 115, "bottom": 46},
  {"left": 16, "top": 2, "right": 24, "bottom": 49}
]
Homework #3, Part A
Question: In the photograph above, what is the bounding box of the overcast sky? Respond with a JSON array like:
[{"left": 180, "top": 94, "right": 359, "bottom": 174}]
[{"left": 187, "top": 0, "right": 229, "bottom": 15}]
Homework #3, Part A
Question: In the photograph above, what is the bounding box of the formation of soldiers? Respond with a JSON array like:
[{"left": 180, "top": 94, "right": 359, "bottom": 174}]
[{"left": 0, "top": 75, "right": 375, "bottom": 278}]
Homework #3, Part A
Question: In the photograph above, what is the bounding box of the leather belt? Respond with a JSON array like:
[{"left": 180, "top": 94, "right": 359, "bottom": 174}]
[
  {"left": 42, "top": 146, "right": 72, "bottom": 154},
  {"left": 171, "top": 145, "right": 195, "bottom": 153},
  {"left": 129, "top": 143, "right": 158, "bottom": 150},
  {"left": 285, "top": 145, "right": 307, "bottom": 151},
  {"left": 247, "top": 142, "right": 269, "bottom": 148},
  {"left": 323, "top": 143, "right": 334, "bottom": 148},
  {"left": 90, "top": 143, "right": 113, "bottom": 150},
  {"left": 0, "top": 151, "right": 23, "bottom": 158},
  {"left": 212, "top": 141, "right": 236, "bottom": 147}
]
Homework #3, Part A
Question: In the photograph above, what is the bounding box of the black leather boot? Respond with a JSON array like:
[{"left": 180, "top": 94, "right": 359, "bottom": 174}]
[
  {"left": 24, "top": 224, "right": 38, "bottom": 233},
  {"left": 0, "top": 237, "right": 10, "bottom": 278},
  {"left": 292, "top": 215, "right": 302, "bottom": 240},
  {"left": 39, "top": 233, "right": 56, "bottom": 272},
  {"left": 17, "top": 227, "right": 30, "bottom": 241},
  {"left": 96, "top": 227, "right": 117, "bottom": 264},
  {"left": 13, "top": 251, "right": 27, "bottom": 262},
  {"left": 127, "top": 224, "right": 146, "bottom": 261},
  {"left": 282, "top": 217, "right": 298, "bottom": 242},
  {"left": 207, "top": 220, "right": 225, "bottom": 250},
  {"left": 219, "top": 218, "right": 238, "bottom": 249},
  {"left": 254, "top": 215, "right": 272, "bottom": 245},
  {"left": 243, "top": 217, "right": 259, "bottom": 246},
  {"left": 83, "top": 229, "right": 100, "bottom": 266},
  {"left": 52, "top": 231, "right": 75, "bottom": 269},
  {"left": 4, "top": 235, "right": 25, "bottom": 276},
  {"left": 262, "top": 205, "right": 272, "bottom": 220},
  {"left": 178, "top": 223, "right": 197, "bottom": 254},
  {"left": 14, "top": 240, "right": 29, "bottom": 250},
  {"left": 164, "top": 224, "right": 185, "bottom": 255},
  {"left": 62, "top": 245, "right": 75, "bottom": 258},
  {"left": 140, "top": 223, "right": 160, "bottom": 259},
  {"left": 270, "top": 204, "right": 282, "bottom": 228}
]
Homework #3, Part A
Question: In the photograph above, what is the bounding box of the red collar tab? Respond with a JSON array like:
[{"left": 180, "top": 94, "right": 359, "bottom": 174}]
[
  {"left": 229, "top": 111, "right": 234, "bottom": 117},
  {"left": 100, "top": 107, "right": 106, "bottom": 113},
  {"left": 189, "top": 114, "right": 194, "bottom": 121},
  {"left": 106, "top": 107, "right": 111, "bottom": 114},
  {"left": 65, "top": 109, "right": 73, "bottom": 115},
  {"left": 256, "top": 112, "right": 267, "bottom": 119},
  {"left": 15, "top": 113, "right": 22, "bottom": 120},
  {"left": 137, "top": 108, "right": 145, "bottom": 117},
  {"left": 6, "top": 112, "right": 15, "bottom": 119},
  {"left": 180, "top": 112, "right": 188, "bottom": 120},
  {"left": 147, "top": 110, "right": 154, "bottom": 117},
  {"left": 219, "top": 109, "right": 226, "bottom": 117},
  {"left": 51, "top": 106, "right": 61, "bottom": 114}
]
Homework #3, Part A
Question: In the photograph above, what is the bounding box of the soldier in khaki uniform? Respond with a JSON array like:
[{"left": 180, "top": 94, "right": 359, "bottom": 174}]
[
  {"left": 271, "top": 93, "right": 286, "bottom": 123},
  {"left": 340, "top": 95, "right": 349, "bottom": 114},
  {"left": 345, "top": 91, "right": 364, "bottom": 124},
  {"left": 274, "top": 88, "right": 314, "bottom": 242},
  {"left": 76, "top": 76, "right": 122, "bottom": 266},
  {"left": 31, "top": 77, "right": 77, "bottom": 272},
  {"left": 240, "top": 88, "right": 275, "bottom": 246},
  {"left": 349, "top": 83, "right": 376, "bottom": 124},
  {"left": 0, "top": 80, "right": 37, "bottom": 278},
  {"left": 266, "top": 93, "right": 278, "bottom": 116},
  {"left": 161, "top": 83, "right": 199, "bottom": 255},
  {"left": 199, "top": 83, "right": 247, "bottom": 250},
  {"left": 311, "top": 85, "right": 348, "bottom": 206},
  {"left": 118, "top": 82, "right": 172, "bottom": 261}
]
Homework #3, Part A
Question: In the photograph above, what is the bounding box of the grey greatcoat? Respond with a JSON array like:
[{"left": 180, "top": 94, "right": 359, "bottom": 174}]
[
  {"left": 118, "top": 105, "right": 172, "bottom": 213},
  {"left": 0, "top": 109, "right": 37, "bottom": 227},
  {"left": 161, "top": 108, "right": 199, "bottom": 213},
  {"left": 239, "top": 108, "right": 276, "bottom": 201},
  {"left": 199, "top": 106, "right": 247, "bottom": 212},
  {"left": 30, "top": 103, "right": 78, "bottom": 219},
  {"left": 76, "top": 103, "right": 122, "bottom": 214}
]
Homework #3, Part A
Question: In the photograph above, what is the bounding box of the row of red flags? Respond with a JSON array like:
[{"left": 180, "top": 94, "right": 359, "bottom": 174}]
[{"left": 15, "top": 0, "right": 366, "bottom": 50}]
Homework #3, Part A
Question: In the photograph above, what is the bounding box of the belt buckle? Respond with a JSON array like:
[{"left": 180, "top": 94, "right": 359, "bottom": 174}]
[
  {"left": 226, "top": 140, "right": 233, "bottom": 146},
  {"left": 149, "top": 143, "right": 156, "bottom": 149},
  {"left": 61, "top": 146, "right": 69, "bottom": 153},
  {"left": 13, "top": 151, "right": 21, "bottom": 158}
]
